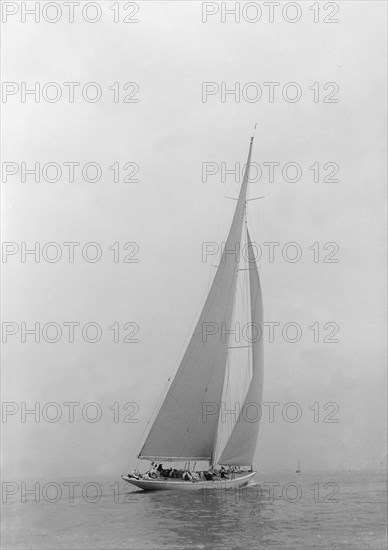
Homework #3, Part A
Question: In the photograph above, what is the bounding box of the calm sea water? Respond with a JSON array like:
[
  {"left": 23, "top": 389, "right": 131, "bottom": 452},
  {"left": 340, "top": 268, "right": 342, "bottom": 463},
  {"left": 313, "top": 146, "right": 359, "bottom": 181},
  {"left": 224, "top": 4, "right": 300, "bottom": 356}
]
[{"left": 2, "top": 470, "right": 386, "bottom": 549}]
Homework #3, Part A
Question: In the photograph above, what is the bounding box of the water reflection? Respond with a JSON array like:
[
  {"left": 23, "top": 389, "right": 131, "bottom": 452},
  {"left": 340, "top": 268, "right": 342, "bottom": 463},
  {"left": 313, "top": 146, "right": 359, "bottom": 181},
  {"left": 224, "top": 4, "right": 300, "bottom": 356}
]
[
  {"left": 3, "top": 472, "right": 386, "bottom": 549},
  {"left": 133, "top": 484, "right": 276, "bottom": 549}
]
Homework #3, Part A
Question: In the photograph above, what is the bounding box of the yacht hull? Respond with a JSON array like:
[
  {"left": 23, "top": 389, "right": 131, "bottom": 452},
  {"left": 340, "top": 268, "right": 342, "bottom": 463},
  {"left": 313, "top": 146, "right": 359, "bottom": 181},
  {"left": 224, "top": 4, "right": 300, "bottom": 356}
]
[{"left": 122, "top": 471, "right": 256, "bottom": 492}]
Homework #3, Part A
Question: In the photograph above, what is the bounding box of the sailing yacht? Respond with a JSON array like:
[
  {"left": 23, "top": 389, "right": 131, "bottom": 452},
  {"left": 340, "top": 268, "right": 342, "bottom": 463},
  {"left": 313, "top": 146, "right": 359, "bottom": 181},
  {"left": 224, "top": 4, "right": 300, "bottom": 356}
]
[
  {"left": 122, "top": 131, "right": 264, "bottom": 491},
  {"left": 296, "top": 460, "right": 301, "bottom": 474}
]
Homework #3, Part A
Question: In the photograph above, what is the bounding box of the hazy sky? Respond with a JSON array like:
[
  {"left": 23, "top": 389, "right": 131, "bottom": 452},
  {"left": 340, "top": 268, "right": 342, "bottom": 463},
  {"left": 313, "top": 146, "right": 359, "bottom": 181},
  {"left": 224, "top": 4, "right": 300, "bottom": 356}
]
[{"left": 2, "top": 1, "right": 386, "bottom": 479}]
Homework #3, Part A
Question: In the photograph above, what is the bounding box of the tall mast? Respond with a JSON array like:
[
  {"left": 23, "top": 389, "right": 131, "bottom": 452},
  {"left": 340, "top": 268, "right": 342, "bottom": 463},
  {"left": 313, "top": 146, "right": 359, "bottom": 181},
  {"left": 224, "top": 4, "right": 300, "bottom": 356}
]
[
  {"left": 138, "top": 130, "right": 257, "bottom": 466},
  {"left": 211, "top": 130, "right": 256, "bottom": 469},
  {"left": 217, "top": 125, "right": 264, "bottom": 469},
  {"left": 244, "top": 124, "right": 257, "bottom": 222}
]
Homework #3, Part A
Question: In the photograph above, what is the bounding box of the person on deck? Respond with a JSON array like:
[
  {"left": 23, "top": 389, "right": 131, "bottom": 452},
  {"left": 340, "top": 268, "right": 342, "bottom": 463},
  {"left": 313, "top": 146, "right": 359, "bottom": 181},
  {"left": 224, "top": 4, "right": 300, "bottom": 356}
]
[
  {"left": 149, "top": 462, "right": 158, "bottom": 478},
  {"left": 220, "top": 466, "right": 228, "bottom": 479}
]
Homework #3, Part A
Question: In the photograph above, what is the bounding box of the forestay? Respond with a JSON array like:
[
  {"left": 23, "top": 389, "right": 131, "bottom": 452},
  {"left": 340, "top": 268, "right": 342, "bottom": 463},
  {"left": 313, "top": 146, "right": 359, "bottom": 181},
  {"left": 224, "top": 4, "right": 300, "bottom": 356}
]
[{"left": 138, "top": 139, "right": 255, "bottom": 462}]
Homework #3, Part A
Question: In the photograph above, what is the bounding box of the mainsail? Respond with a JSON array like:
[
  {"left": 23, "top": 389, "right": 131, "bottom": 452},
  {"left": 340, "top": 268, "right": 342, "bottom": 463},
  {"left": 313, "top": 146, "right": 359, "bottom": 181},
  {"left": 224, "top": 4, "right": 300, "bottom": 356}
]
[
  {"left": 138, "top": 135, "right": 262, "bottom": 465},
  {"left": 218, "top": 230, "right": 264, "bottom": 466}
]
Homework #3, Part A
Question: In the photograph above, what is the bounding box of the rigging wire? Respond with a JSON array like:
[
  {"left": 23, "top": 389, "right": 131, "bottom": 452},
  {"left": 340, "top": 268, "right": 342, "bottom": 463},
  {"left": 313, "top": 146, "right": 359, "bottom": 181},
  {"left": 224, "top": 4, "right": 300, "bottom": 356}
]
[{"left": 129, "top": 135, "right": 259, "bottom": 472}]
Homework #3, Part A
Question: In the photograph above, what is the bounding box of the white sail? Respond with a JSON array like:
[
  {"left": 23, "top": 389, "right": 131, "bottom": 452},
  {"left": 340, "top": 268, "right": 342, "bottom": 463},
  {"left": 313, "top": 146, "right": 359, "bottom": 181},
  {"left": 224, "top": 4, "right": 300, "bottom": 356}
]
[
  {"left": 218, "top": 229, "right": 264, "bottom": 467},
  {"left": 138, "top": 139, "right": 254, "bottom": 462}
]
